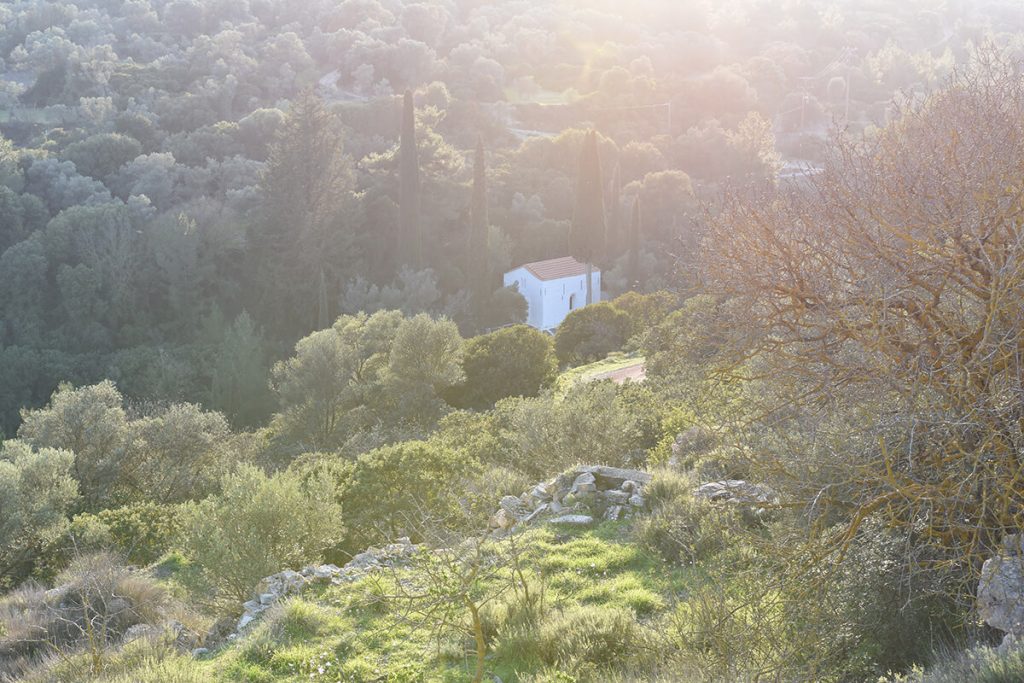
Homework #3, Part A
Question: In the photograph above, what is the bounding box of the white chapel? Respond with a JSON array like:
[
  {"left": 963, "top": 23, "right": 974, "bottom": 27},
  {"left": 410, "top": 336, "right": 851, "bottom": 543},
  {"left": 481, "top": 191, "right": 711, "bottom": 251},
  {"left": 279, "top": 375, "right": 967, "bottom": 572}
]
[{"left": 503, "top": 256, "right": 601, "bottom": 332}]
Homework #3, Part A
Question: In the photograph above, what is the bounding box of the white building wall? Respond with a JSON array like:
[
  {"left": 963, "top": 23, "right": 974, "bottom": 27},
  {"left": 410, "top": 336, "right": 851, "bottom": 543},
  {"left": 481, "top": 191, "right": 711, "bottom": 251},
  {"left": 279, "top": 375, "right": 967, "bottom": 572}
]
[
  {"left": 504, "top": 268, "right": 601, "bottom": 332},
  {"left": 503, "top": 267, "right": 544, "bottom": 329}
]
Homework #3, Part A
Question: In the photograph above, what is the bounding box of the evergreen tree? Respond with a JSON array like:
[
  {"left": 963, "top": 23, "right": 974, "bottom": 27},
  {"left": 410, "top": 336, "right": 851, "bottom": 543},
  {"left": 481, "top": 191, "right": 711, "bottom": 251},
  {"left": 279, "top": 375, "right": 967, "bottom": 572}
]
[
  {"left": 211, "top": 311, "right": 273, "bottom": 428},
  {"left": 467, "top": 136, "right": 490, "bottom": 300},
  {"left": 628, "top": 196, "right": 642, "bottom": 291},
  {"left": 250, "top": 90, "right": 354, "bottom": 339},
  {"left": 569, "top": 130, "right": 606, "bottom": 305},
  {"left": 318, "top": 267, "right": 329, "bottom": 330},
  {"left": 398, "top": 90, "right": 422, "bottom": 269},
  {"left": 607, "top": 162, "right": 622, "bottom": 258}
]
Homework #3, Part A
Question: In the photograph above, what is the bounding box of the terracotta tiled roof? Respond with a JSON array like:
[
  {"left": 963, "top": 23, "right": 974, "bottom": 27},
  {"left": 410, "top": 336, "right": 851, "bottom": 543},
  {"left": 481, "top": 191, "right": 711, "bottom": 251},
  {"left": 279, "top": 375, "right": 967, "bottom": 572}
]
[{"left": 519, "top": 256, "right": 596, "bottom": 281}]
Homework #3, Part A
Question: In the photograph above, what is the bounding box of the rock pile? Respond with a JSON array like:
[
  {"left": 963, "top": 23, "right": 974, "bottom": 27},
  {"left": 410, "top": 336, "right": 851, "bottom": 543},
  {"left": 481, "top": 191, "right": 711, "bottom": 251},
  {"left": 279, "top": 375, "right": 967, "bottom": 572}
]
[
  {"left": 487, "top": 465, "right": 652, "bottom": 535},
  {"left": 224, "top": 538, "right": 419, "bottom": 641},
  {"left": 978, "top": 534, "right": 1024, "bottom": 653}
]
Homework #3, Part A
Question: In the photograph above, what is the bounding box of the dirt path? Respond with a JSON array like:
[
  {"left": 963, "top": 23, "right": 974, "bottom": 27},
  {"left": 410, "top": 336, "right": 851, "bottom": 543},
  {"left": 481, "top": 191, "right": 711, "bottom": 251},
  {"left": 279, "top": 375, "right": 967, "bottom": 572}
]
[{"left": 590, "top": 361, "right": 647, "bottom": 384}]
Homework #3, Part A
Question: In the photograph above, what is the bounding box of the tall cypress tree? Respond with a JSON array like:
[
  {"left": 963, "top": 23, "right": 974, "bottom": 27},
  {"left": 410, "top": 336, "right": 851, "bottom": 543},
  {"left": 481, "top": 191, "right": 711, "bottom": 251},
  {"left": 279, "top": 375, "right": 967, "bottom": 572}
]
[
  {"left": 468, "top": 136, "right": 489, "bottom": 298},
  {"left": 607, "top": 162, "right": 622, "bottom": 258},
  {"left": 569, "top": 130, "right": 606, "bottom": 305},
  {"left": 628, "top": 196, "right": 641, "bottom": 291},
  {"left": 398, "top": 90, "right": 421, "bottom": 269},
  {"left": 317, "top": 267, "right": 329, "bottom": 329}
]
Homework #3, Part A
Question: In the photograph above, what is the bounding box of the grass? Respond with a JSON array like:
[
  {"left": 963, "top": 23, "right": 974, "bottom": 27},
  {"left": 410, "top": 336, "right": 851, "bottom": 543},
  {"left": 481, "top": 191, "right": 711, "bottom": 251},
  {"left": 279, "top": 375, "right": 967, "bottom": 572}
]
[
  {"left": 555, "top": 352, "right": 645, "bottom": 396},
  {"left": 154, "top": 521, "right": 696, "bottom": 682}
]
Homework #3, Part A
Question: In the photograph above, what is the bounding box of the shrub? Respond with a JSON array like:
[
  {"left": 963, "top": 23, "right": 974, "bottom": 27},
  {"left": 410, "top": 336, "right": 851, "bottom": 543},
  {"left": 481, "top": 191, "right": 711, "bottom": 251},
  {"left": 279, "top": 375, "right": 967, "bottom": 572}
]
[
  {"left": 339, "top": 441, "right": 479, "bottom": 550},
  {"left": 0, "top": 440, "right": 79, "bottom": 589},
  {"left": 805, "top": 519, "right": 962, "bottom": 681},
  {"left": 180, "top": 465, "right": 343, "bottom": 604},
  {"left": 0, "top": 552, "right": 173, "bottom": 681},
  {"left": 20, "top": 636, "right": 207, "bottom": 683},
  {"left": 609, "top": 290, "right": 675, "bottom": 341},
  {"left": 635, "top": 470, "right": 739, "bottom": 565},
  {"left": 554, "top": 302, "right": 633, "bottom": 365},
  {"left": 461, "top": 465, "right": 535, "bottom": 528},
  {"left": 452, "top": 325, "right": 558, "bottom": 409},
  {"left": 534, "top": 605, "right": 639, "bottom": 667},
  {"left": 497, "top": 382, "right": 658, "bottom": 478},
  {"left": 97, "top": 502, "right": 185, "bottom": 566}
]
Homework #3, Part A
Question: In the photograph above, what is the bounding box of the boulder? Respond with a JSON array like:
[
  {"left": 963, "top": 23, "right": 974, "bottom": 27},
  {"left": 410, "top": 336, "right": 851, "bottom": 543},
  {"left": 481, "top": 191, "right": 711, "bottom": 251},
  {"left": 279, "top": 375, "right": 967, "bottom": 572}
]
[
  {"left": 979, "top": 535, "right": 1024, "bottom": 649},
  {"left": 500, "top": 495, "right": 533, "bottom": 521},
  {"left": 581, "top": 465, "right": 652, "bottom": 489},
  {"left": 604, "top": 505, "right": 624, "bottom": 521},
  {"left": 549, "top": 514, "right": 594, "bottom": 526},
  {"left": 531, "top": 483, "right": 553, "bottom": 502},
  {"left": 121, "top": 623, "right": 156, "bottom": 644},
  {"left": 603, "top": 490, "right": 630, "bottom": 506},
  {"left": 628, "top": 494, "right": 645, "bottom": 508},
  {"left": 571, "top": 472, "right": 598, "bottom": 495},
  {"left": 314, "top": 564, "right": 339, "bottom": 580},
  {"left": 489, "top": 508, "right": 515, "bottom": 530},
  {"left": 694, "top": 480, "right": 778, "bottom": 506}
]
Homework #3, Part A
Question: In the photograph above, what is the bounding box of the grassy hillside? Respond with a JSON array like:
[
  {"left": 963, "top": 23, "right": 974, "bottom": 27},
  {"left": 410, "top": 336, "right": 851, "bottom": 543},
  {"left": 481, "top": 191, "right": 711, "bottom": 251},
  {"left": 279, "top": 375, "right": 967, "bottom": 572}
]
[{"left": 27, "top": 521, "right": 699, "bottom": 683}]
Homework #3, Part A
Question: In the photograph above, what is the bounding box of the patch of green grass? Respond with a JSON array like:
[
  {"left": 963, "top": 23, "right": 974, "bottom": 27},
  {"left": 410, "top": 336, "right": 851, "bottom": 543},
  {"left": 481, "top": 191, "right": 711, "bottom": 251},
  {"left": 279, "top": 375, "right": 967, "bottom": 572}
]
[{"left": 158, "top": 522, "right": 698, "bottom": 682}]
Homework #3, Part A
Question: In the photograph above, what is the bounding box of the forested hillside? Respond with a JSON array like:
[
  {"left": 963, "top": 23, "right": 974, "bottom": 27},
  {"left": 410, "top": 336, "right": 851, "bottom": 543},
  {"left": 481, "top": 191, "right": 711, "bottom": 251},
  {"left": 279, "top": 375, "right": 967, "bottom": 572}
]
[{"left": 4, "top": 1, "right": 1024, "bottom": 682}]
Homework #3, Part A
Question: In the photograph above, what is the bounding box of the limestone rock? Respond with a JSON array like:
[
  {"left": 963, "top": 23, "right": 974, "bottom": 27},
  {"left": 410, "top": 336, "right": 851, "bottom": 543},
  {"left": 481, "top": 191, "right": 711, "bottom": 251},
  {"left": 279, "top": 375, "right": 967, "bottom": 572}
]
[
  {"left": 571, "top": 472, "right": 598, "bottom": 495},
  {"left": 694, "top": 480, "right": 778, "bottom": 506},
  {"left": 121, "top": 623, "right": 156, "bottom": 644},
  {"left": 549, "top": 514, "right": 595, "bottom": 526},
  {"left": 581, "top": 465, "right": 653, "bottom": 488},
  {"left": 603, "top": 490, "right": 630, "bottom": 506},
  {"left": 500, "top": 495, "right": 532, "bottom": 521},
  {"left": 604, "top": 505, "right": 624, "bottom": 521},
  {"left": 979, "top": 535, "right": 1024, "bottom": 637}
]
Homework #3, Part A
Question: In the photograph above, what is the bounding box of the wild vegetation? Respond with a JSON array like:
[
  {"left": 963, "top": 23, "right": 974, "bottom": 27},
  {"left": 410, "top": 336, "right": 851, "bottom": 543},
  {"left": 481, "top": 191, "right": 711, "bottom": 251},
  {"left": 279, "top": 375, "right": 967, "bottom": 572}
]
[{"left": 4, "top": 1, "right": 1024, "bottom": 682}]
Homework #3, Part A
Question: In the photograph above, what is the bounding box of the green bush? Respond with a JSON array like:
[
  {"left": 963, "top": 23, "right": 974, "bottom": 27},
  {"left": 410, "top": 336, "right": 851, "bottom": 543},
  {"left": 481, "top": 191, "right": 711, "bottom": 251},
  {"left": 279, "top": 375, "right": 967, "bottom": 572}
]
[
  {"left": 339, "top": 441, "right": 479, "bottom": 550},
  {"left": 609, "top": 290, "right": 676, "bottom": 342},
  {"left": 461, "top": 465, "right": 535, "bottom": 528},
  {"left": 451, "top": 324, "right": 558, "bottom": 409},
  {"left": 635, "top": 470, "right": 739, "bottom": 565},
  {"left": 73, "top": 502, "right": 185, "bottom": 566},
  {"left": 554, "top": 302, "right": 633, "bottom": 365},
  {"left": 534, "top": 605, "right": 640, "bottom": 667},
  {"left": 496, "top": 382, "right": 660, "bottom": 478},
  {"left": 807, "top": 520, "right": 962, "bottom": 681},
  {"left": 180, "top": 465, "right": 343, "bottom": 604},
  {"left": 0, "top": 440, "right": 78, "bottom": 589}
]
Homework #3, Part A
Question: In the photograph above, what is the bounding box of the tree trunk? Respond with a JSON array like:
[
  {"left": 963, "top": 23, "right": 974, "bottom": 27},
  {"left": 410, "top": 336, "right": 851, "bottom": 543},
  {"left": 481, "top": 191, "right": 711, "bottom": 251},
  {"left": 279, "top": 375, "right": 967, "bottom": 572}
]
[{"left": 466, "top": 597, "right": 487, "bottom": 683}]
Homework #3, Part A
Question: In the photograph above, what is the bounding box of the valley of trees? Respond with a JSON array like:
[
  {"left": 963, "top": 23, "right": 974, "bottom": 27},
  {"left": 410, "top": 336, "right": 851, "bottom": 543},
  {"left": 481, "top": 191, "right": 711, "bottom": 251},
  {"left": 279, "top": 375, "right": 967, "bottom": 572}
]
[{"left": 4, "top": 1, "right": 1024, "bottom": 682}]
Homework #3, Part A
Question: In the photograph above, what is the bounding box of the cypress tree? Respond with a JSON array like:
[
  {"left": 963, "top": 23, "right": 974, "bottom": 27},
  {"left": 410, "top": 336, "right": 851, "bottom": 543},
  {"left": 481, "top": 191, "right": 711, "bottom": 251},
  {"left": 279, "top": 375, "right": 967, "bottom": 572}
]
[
  {"left": 607, "top": 162, "right": 622, "bottom": 257},
  {"left": 628, "top": 196, "right": 641, "bottom": 291},
  {"left": 569, "top": 130, "right": 606, "bottom": 305},
  {"left": 398, "top": 90, "right": 421, "bottom": 268},
  {"left": 468, "top": 136, "right": 490, "bottom": 298},
  {"left": 317, "top": 267, "right": 329, "bottom": 330}
]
